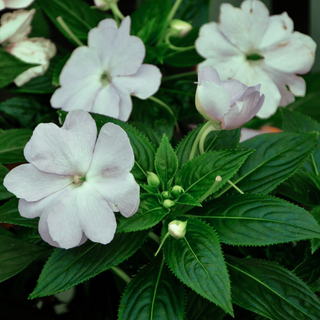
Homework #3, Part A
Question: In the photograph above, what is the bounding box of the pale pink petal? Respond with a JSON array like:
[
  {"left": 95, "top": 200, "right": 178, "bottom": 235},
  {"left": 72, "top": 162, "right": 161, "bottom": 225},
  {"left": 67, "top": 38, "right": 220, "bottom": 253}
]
[
  {"left": 25, "top": 110, "right": 97, "bottom": 176},
  {"left": 219, "top": 1, "right": 269, "bottom": 53},
  {"left": 0, "top": 9, "right": 35, "bottom": 43},
  {"left": 4, "top": 164, "right": 72, "bottom": 202},
  {"left": 112, "top": 64, "right": 161, "bottom": 99},
  {"left": 91, "top": 84, "right": 120, "bottom": 118},
  {"left": 4, "top": 0, "right": 34, "bottom": 8},
  {"left": 221, "top": 79, "right": 248, "bottom": 102},
  {"left": 195, "top": 81, "right": 231, "bottom": 120},
  {"left": 112, "top": 86, "right": 133, "bottom": 121},
  {"left": 198, "top": 65, "right": 221, "bottom": 85},
  {"left": 240, "top": 127, "right": 262, "bottom": 142}
]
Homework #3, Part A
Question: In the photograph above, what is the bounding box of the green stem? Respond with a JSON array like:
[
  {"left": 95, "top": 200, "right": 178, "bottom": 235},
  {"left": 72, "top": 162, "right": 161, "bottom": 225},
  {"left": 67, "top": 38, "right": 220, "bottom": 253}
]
[
  {"left": 148, "top": 231, "right": 161, "bottom": 244},
  {"left": 150, "top": 256, "right": 165, "bottom": 318},
  {"left": 110, "top": 266, "right": 131, "bottom": 284},
  {"left": 56, "top": 16, "right": 84, "bottom": 47},
  {"left": 165, "top": 32, "right": 195, "bottom": 52},
  {"left": 155, "top": 232, "right": 170, "bottom": 256},
  {"left": 311, "top": 154, "right": 319, "bottom": 176},
  {"left": 198, "top": 176, "right": 222, "bottom": 203},
  {"left": 110, "top": 2, "right": 124, "bottom": 20},
  {"left": 227, "top": 180, "right": 244, "bottom": 194},
  {"left": 162, "top": 71, "right": 197, "bottom": 82},
  {"left": 189, "top": 121, "right": 212, "bottom": 161},
  {"left": 199, "top": 124, "right": 215, "bottom": 154}
]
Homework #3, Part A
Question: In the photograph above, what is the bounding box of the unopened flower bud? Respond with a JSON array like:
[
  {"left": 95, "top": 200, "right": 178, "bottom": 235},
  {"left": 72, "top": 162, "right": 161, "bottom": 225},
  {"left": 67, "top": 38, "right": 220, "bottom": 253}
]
[
  {"left": 163, "top": 199, "right": 175, "bottom": 209},
  {"left": 162, "top": 191, "right": 170, "bottom": 199},
  {"left": 94, "top": 0, "right": 119, "bottom": 10},
  {"left": 147, "top": 172, "right": 160, "bottom": 187},
  {"left": 171, "top": 185, "right": 184, "bottom": 198},
  {"left": 169, "top": 19, "right": 192, "bottom": 38},
  {"left": 168, "top": 220, "right": 187, "bottom": 239}
]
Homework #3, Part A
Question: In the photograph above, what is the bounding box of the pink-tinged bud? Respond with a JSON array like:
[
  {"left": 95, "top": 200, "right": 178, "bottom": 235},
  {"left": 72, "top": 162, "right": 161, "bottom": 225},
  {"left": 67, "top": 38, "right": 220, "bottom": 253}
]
[
  {"left": 168, "top": 220, "right": 187, "bottom": 239},
  {"left": 195, "top": 66, "right": 265, "bottom": 130},
  {"left": 169, "top": 19, "right": 192, "bottom": 38}
]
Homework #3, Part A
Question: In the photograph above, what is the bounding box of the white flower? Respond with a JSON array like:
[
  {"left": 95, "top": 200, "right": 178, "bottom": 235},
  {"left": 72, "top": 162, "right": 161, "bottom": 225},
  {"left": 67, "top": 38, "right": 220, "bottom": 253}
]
[
  {"left": 195, "top": 0, "right": 316, "bottom": 119},
  {"left": 4, "top": 110, "right": 140, "bottom": 249},
  {"left": 168, "top": 220, "right": 187, "bottom": 239},
  {"left": 0, "top": 9, "right": 56, "bottom": 86},
  {"left": 0, "top": 0, "right": 34, "bottom": 10},
  {"left": 196, "top": 66, "right": 264, "bottom": 130},
  {"left": 50, "top": 16, "right": 162, "bottom": 122}
]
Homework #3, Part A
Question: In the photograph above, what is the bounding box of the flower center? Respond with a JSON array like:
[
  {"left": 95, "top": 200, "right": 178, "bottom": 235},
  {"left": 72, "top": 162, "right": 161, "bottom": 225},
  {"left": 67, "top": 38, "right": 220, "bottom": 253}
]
[
  {"left": 74, "top": 175, "right": 85, "bottom": 184},
  {"left": 246, "top": 53, "right": 264, "bottom": 61},
  {"left": 100, "top": 72, "right": 112, "bottom": 87}
]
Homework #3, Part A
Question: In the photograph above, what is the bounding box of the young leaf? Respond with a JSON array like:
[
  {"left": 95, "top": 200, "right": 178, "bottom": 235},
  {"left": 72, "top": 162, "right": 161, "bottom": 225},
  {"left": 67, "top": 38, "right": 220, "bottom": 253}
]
[
  {"left": 118, "top": 255, "right": 185, "bottom": 320},
  {"left": 216, "top": 132, "right": 318, "bottom": 196},
  {"left": 176, "top": 193, "right": 201, "bottom": 207},
  {"left": 155, "top": 135, "right": 178, "bottom": 188},
  {"left": 0, "top": 164, "right": 13, "bottom": 200},
  {"left": 30, "top": 230, "right": 148, "bottom": 298},
  {"left": 163, "top": 218, "right": 233, "bottom": 316},
  {"left": 187, "top": 194, "right": 320, "bottom": 246},
  {"left": 0, "top": 129, "right": 32, "bottom": 164},
  {"left": 0, "top": 48, "right": 38, "bottom": 89},
  {"left": 116, "top": 195, "right": 168, "bottom": 233},
  {"left": 226, "top": 255, "right": 320, "bottom": 320},
  {"left": 175, "top": 150, "right": 253, "bottom": 202},
  {"left": 0, "top": 235, "right": 51, "bottom": 282}
]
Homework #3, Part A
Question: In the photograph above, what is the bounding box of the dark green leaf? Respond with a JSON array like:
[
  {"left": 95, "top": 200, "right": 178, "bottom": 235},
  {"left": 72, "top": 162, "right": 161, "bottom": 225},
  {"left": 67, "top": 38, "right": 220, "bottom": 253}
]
[
  {"left": 163, "top": 218, "right": 233, "bottom": 316},
  {"left": 176, "top": 150, "right": 253, "bottom": 201},
  {"left": 226, "top": 255, "right": 320, "bottom": 320},
  {"left": 118, "top": 255, "right": 185, "bottom": 320},
  {"left": 217, "top": 132, "right": 318, "bottom": 196},
  {"left": 310, "top": 206, "right": 320, "bottom": 253},
  {"left": 30, "top": 230, "right": 148, "bottom": 298},
  {"left": 294, "top": 250, "right": 320, "bottom": 286},
  {"left": 0, "top": 48, "right": 38, "bottom": 89},
  {"left": 0, "top": 129, "right": 32, "bottom": 164},
  {"left": 129, "top": 121, "right": 161, "bottom": 146},
  {"left": 188, "top": 194, "right": 320, "bottom": 246},
  {"left": 52, "top": 53, "right": 71, "bottom": 87},
  {"left": 0, "top": 164, "right": 13, "bottom": 200},
  {"left": 0, "top": 235, "right": 51, "bottom": 282}
]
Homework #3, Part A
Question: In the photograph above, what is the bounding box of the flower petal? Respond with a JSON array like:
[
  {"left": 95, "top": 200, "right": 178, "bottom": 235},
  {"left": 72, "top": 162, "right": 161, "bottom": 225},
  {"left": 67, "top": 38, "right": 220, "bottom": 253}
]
[
  {"left": 111, "top": 85, "right": 133, "bottom": 121},
  {"left": 4, "top": 164, "right": 72, "bottom": 202},
  {"left": 25, "top": 110, "right": 97, "bottom": 176},
  {"left": 4, "top": 0, "right": 34, "bottom": 9},
  {"left": 198, "top": 65, "right": 221, "bottom": 85}
]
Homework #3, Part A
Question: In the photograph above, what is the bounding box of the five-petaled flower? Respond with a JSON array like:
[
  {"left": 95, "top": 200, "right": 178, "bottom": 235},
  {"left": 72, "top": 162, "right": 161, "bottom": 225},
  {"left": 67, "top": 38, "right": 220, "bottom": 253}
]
[
  {"left": 196, "top": 65, "right": 265, "bottom": 130},
  {"left": 51, "top": 16, "right": 162, "bottom": 122},
  {"left": 0, "top": 0, "right": 34, "bottom": 10},
  {"left": 195, "top": 0, "right": 316, "bottom": 118},
  {"left": 4, "top": 110, "right": 140, "bottom": 249}
]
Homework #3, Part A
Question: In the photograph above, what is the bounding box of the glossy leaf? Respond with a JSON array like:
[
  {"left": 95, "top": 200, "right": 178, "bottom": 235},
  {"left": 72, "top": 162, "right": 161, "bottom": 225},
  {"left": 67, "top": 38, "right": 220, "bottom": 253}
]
[
  {"left": 226, "top": 255, "right": 320, "bottom": 320},
  {"left": 163, "top": 218, "right": 233, "bottom": 316},
  {"left": 118, "top": 255, "right": 185, "bottom": 320}
]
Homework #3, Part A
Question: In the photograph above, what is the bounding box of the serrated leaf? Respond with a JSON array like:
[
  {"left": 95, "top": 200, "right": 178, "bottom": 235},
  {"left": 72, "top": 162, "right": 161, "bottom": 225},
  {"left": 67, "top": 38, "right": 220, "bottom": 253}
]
[
  {"left": 0, "top": 235, "right": 51, "bottom": 282},
  {"left": 0, "top": 129, "right": 32, "bottom": 164},
  {"left": 30, "top": 230, "right": 148, "bottom": 298},
  {"left": 188, "top": 194, "right": 320, "bottom": 246},
  {"left": 129, "top": 121, "right": 161, "bottom": 146},
  {"left": 0, "top": 198, "right": 38, "bottom": 228},
  {"left": 118, "top": 255, "right": 185, "bottom": 320},
  {"left": 155, "top": 135, "right": 178, "bottom": 189},
  {"left": 0, "top": 164, "right": 13, "bottom": 200},
  {"left": 163, "top": 218, "right": 233, "bottom": 316},
  {"left": 176, "top": 150, "right": 253, "bottom": 202},
  {"left": 226, "top": 255, "right": 320, "bottom": 320},
  {"left": 117, "top": 195, "right": 168, "bottom": 233},
  {"left": 140, "top": 184, "right": 160, "bottom": 194},
  {"left": 310, "top": 206, "right": 320, "bottom": 253},
  {"left": 0, "top": 48, "right": 38, "bottom": 89},
  {"left": 217, "top": 132, "right": 318, "bottom": 196},
  {"left": 294, "top": 250, "right": 320, "bottom": 286},
  {"left": 176, "top": 193, "right": 201, "bottom": 207},
  {"left": 175, "top": 123, "right": 240, "bottom": 170}
]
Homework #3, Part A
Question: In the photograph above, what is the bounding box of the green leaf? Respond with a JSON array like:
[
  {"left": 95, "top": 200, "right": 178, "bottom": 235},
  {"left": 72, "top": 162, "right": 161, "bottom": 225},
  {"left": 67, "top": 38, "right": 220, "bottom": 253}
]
[
  {"left": 116, "top": 195, "right": 168, "bottom": 233},
  {"left": 310, "top": 206, "right": 320, "bottom": 253},
  {"left": 163, "top": 218, "right": 233, "bottom": 316},
  {"left": 175, "top": 150, "right": 253, "bottom": 201},
  {"left": 0, "top": 129, "right": 32, "bottom": 164},
  {"left": 226, "top": 255, "right": 320, "bottom": 320},
  {"left": 155, "top": 135, "right": 178, "bottom": 188},
  {"left": 58, "top": 111, "right": 156, "bottom": 181},
  {"left": 0, "top": 164, "right": 13, "bottom": 200},
  {"left": 216, "top": 132, "right": 318, "bottom": 196},
  {"left": 188, "top": 194, "right": 320, "bottom": 246},
  {"left": 0, "top": 235, "right": 51, "bottom": 282},
  {"left": 129, "top": 121, "right": 162, "bottom": 146},
  {"left": 176, "top": 193, "right": 201, "bottom": 207},
  {"left": 52, "top": 53, "right": 71, "bottom": 87},
  {"left": 30, "top": 230, "right": 148, "bottom": 298},
  {"left": 131, "top": 0, "right": 172, "bottom": 45},
  {"left": 37, "top": 0, "right": 106, "bottom": 43},
  {"left": 0, "top": 198, "right": 39, "bottom": 228},
  {"left": 175, "top": 123, "right": 240, "bottom": 170},
  {"left": 118, "top": 255, "right": 185, "bottom": 320},
  {"left": 0, "top": 48, "right": 38, "bottom": 89}
]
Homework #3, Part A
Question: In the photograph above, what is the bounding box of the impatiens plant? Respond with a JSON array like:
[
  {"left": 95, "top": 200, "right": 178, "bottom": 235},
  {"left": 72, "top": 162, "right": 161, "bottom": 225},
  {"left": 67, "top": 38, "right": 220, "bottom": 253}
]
[{"left": 1, "top": 0, "right": 320, "bottom": 319}]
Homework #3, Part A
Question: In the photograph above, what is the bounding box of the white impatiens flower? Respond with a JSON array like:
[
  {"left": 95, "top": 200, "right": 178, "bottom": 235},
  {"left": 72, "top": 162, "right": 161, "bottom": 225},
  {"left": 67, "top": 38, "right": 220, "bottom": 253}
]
[
  {"left": 196, "top": 65, "right": 264, "bottom": 130},
  {"left": 195, "top": 0, "right": 316, "bottom": 119},
  {"left": 0, "top": 0, "right": 34, "bottom": 10},
  {"left": 4, "top": 110, "right": 140, "bottom": 249},
  {"left": 0, "top": 9, "right": 56, "bottom": 86},
  {"left": 50, "top": 16, "right": 162, "bottom": 122}
]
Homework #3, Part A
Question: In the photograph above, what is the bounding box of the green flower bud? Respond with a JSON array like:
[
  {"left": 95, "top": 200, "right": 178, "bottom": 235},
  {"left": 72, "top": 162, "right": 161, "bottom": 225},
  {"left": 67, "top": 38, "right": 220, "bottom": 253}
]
[
  {"left": 169, "top": 19, "right": 192, "bottom": 38},
  {"left": 171, "top": 185, "right": 184, "bottom": 198},
  {"left": 168, "top": 220, "right": 187, "bottom": 239},
  {"left": 162, "top": 191, "right": 170, "bottom": 199},
  {"left": 147, "top": 172, "right": 160, "bottom": 187},
  {"left": 163, "top": 199, "right": 175, "bottom": 209}
]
